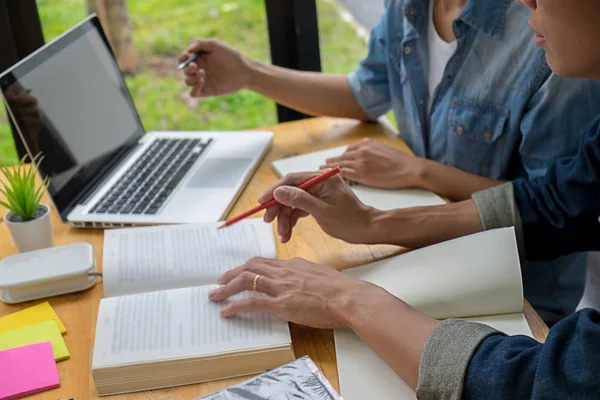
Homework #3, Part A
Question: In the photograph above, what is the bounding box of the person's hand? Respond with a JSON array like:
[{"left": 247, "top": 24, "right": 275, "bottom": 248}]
[
  {"left": 257, "top": 171, "right": 377, "bottom": 244},
  {"left": 320, "top": 138, "right": 426, "bottom": 189},
  {"left": 179, "top": 39, "right": 251, "bottom": 97},
  {"left": 208, "top": 257, "right": 390, "bottom": 329}
]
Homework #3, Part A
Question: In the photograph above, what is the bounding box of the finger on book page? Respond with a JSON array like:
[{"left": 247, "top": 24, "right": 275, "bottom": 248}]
[
  {"left": 210, "top": 272, "right": 278, "bottom": 301},
  {"left": 220, "top": 296, "right": 278, "bottom": 318}
]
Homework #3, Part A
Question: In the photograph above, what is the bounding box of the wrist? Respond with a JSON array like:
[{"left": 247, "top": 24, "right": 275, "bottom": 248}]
[
  {"left": 364, "top": 207, "right": 406, "bottom": 245},
  {"left": 414, "top": 158, "right": 437, "bottom": 192},
  {"left": 332, "top": 281, "right": 399, "bottom": 328},
  {"left": 244, "top": 58, "right": 264, "bottom": 91}
]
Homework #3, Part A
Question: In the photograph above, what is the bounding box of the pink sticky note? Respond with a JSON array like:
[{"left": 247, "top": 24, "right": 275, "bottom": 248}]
[{"left": 0, "top": 341, "right": 60, "bottom": 400}]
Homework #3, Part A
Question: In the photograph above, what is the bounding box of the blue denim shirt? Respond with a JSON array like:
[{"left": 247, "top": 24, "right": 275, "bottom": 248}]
[
  {"left": 463, "top": 113, "right": 600, "bottom": 399},
  {"left": 513, "top": 115, "right": 600, "bottom": 259},
  {"left": 348, "top": 0, "right": 600, "bottom": 322},
  {"left": 465, "top": 309, "right": 600, "bottom": 399}
]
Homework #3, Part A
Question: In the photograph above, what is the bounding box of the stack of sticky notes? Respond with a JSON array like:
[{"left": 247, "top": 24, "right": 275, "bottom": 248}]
[
  {"left": 0, "top": 302, "right": 69, "bottom": 399},
  {"left": 0, "top": 342, "right": 60, "bottom": 399}
]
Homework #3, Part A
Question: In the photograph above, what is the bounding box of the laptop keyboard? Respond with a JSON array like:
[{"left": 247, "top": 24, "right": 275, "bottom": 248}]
[{"left": 90, "top": 138, "right": 212, "bottom": 215}]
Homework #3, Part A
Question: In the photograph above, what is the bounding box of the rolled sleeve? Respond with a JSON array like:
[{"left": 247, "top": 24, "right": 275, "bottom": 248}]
[
  {"left": 472, "top": 182, "right": 525, "bottom": 258},
  {"left": 347, "top": 12, "right": 392, "bottom": 120},
  {"left": 416, "top": 319, "right": 501, "bottom": 400}
]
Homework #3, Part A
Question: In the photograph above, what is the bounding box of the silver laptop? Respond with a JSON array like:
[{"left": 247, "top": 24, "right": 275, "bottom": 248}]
[{"left": 0, "top": 15, "right": 272, "bottom": 228}]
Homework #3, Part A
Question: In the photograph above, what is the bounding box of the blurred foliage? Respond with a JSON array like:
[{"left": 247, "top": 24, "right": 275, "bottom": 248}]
[{"left": 0, "top": 0, "right": 368, "bottom": 164}]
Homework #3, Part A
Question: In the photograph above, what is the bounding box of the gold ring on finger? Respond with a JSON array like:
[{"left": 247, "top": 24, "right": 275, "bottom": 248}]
[{"left": 252, "top": 274, "right": 261, "bottom": 291}]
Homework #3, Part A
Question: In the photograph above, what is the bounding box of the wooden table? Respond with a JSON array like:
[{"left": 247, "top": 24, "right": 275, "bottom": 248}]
[{"left": 0, "top": 117, "right": 548, "bottom": 399}]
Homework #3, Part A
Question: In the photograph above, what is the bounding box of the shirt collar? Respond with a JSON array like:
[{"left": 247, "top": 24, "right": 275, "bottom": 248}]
[{"left": 459, "top": 0, "right": 512, "bottom": 37}]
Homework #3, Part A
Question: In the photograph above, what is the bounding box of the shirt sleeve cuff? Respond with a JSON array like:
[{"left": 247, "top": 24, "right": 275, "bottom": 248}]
[
  {"left": 416, "top": 319, "right": 501, "bottom": 400},
  {"left": 471, "top": 182, "right": 525, "bottom": 259},
  {"left": 347, "top": 71, "right": 385, "bottom": 121}
]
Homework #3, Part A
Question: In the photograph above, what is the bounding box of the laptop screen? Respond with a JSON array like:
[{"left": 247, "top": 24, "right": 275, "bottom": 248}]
[{"left": 0, "top": 17, "right": 144, "bottom": 218}]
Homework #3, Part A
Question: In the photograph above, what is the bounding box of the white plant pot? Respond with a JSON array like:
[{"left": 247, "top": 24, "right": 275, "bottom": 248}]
[{"left": 4, "top": 204, "right": 53, "bottom": 253}]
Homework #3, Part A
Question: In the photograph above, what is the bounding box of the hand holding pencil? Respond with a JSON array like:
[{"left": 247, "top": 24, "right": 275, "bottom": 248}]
[
  {"left": 224, "top": 168, "right": 376, "bottom": 244},
  {"left": 219, "top": 167, "right": 341, "bottom": 229}
]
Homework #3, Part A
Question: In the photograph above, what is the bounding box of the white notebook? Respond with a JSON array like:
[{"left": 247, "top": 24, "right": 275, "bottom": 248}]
[
  {"left": 92, "top": 219, "right": 295, "bottom": 396},
  {"left": 271, "top": 146, "right": 446, "bottom": 210},
  {"left": 334, "top": 227, "right": 532, "bottom": 400}
]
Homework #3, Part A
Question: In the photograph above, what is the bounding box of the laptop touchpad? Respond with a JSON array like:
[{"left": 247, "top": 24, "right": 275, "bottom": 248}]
[{"left": 186, "top": 158, "right": 253, "bottom": 188}]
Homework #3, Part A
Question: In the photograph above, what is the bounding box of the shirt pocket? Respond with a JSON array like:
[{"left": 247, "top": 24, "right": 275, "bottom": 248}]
[{"left": 447, "top": 97, "right": 510, "bottom": 178}]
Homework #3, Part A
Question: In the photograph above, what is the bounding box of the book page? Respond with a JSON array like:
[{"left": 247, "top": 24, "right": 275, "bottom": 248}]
[
  {"left": 335, "top": 313, "right": 532, "bottom": 400},
  {"left": 272, "top": 146, "right": 445, "bottom": 210},
  {"left": 335, "top": 228, "right": 528, "bottom": 400},
  {"left": 344, "top": 228, "right": 524, "bottom": 319},
  {"left": 92, "top": 285, "right": 291, "bottom": 368},
  {"left": 102, "top": 219, "right": 276, "bottom": 297}
]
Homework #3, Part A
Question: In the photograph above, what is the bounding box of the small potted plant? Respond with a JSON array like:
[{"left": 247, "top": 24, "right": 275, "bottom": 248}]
[{"left": 0, "top": 154, "right": 53, "bottom": 253}]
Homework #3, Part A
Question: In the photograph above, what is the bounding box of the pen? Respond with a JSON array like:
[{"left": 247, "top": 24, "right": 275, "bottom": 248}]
[
  {"left": 177, "top": 51, "right": 207, "bottom": 71},
  {"left": 218, "top": 166, "right": 341, "bottom": 230}
]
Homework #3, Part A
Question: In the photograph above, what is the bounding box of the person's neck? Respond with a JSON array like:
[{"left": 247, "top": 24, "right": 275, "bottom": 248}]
[{"left": 433, "top": 0, "right": 466, "bottom": 42}]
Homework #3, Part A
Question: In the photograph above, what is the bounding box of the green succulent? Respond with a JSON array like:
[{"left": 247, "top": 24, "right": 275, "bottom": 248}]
[{"left": 0, "top": 154, "right": 49, "bottom": 221}]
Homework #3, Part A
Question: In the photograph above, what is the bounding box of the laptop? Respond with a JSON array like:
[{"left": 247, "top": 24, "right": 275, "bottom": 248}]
[{"left": 0, "top": 15, "right": 272, "bottom": 228}]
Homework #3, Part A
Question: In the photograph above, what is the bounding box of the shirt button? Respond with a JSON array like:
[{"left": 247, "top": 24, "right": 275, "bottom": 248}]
[
  {"left": 457, "top": 127, "right": 464, "bottom": 135},
  {"left": 404, "top": 46, "right": 412, "bottom": 55},
  {"left": 410, "top": 7, "right": 417, "bottom": 15},
  {"left": 453, "top": 99, "right": 460, "bottom": 106},
  {"left": 484, "top": 131, "right": 493, "bottom": 140},
  {"left": 419, "top": 99, "right": 425, "bottom": 105}
]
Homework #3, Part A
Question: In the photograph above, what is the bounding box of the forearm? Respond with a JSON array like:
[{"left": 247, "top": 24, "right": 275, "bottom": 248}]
[
  {"left": 338, "top": 287, "right": 438, "bottom": 389},
  {"left": 245, "top": 59, "right": 369, "bottom": 120},
  {"left": 366, "top": 199, "right": 483, "bottom": 248},
  {"left": 417, "top": 159, "right": 506, "bottom": 201}
]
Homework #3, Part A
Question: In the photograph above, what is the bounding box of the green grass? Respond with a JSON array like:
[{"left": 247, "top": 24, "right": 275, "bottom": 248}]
[{"left": 0, "top": 0, "right": 368, "bottom": 165}]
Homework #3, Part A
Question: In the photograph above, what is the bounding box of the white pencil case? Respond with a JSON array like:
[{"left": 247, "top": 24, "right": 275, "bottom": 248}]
[{"left": 0, "top": 243, "right": 98, "bottom": 304}]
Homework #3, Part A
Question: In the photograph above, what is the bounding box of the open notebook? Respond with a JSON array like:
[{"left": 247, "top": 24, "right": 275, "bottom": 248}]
[
  {"left": 92, "top": 219, "right": 295, "bottom": 396},
  {"left": 272, "top": 146, "right": 446, "bottom": 210},
  {"left": 334, "top": 227, "right": 531, "bottom": 400}
]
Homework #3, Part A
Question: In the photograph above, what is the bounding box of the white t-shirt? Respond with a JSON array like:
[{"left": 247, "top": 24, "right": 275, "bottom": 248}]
[{"left": 427, "top": 2, "right": 457, "bottom": 114}]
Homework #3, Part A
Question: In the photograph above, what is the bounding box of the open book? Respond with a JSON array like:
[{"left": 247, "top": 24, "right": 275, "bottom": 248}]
[
  {"left": 92, "top": 219, "right": 295, "bottom": 396},
  {"left": 334, "top": 227, "right": 531, "bottom": 400},
  {"left": 272, "top": 146, "right": 446, "bottom": 210}
]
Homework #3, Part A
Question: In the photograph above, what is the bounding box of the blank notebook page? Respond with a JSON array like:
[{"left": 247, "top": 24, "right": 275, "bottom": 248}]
[{"left": 0, "top": 341, "right": 60, "bottom": 400}]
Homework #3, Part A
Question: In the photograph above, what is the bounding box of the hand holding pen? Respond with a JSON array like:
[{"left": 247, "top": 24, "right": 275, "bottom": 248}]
[
  {"left": 231, "top": 168, "right": 377, "bottom": 245},
  {"left": 220, "top": 167, "right": 342, "bottom": 230},
  {"left": 178, "top": 39, "right": 252, "bottom": 98}
]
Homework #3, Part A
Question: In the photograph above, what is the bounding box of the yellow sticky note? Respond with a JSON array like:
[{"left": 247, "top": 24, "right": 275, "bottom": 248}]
[
  {"left": 0, "top": 320, "right": 69, "bottom": 361},
  {"left": 0, "top": 302, "right": 66, "bottom": 335}
]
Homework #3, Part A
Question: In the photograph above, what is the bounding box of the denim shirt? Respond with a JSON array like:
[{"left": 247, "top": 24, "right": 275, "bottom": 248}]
[
  {"left": 465, "top": 309, "right": 600, "bottom": 399},
  {"left": 462, "top": 116, "right": 600, "bottom": 397},
  {"left": 347, "top": 0, "right": 600, "bottom": 322},
  {"left": 513, "top": 115, "right": 600, "bottom": 260}
]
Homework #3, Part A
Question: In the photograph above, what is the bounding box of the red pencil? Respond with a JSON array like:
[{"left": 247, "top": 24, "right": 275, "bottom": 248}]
[{"left": 217, "top": 166, "right": 341, "bottom": 229}]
